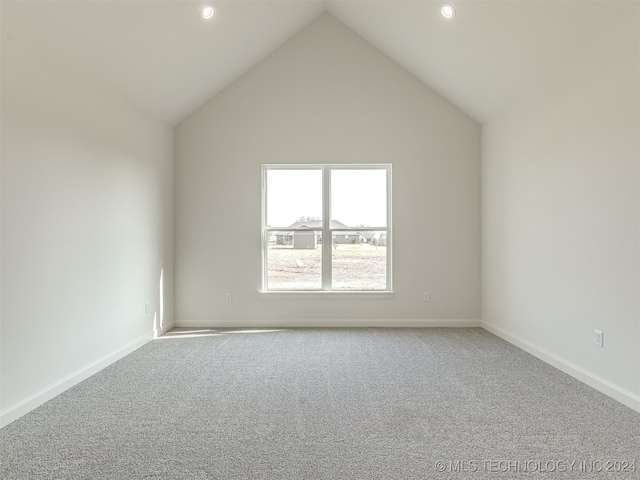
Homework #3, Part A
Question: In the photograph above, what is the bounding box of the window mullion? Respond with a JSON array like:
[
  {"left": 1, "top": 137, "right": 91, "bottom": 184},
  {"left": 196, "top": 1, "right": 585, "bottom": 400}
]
[{"left": 322, "top": 167, "right": 332, "bottom": 290}]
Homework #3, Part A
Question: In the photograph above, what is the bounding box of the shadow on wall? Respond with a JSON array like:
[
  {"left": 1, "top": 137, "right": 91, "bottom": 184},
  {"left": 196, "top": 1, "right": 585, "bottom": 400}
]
[
  {"left": 150, "top": 267, "right": 286, "bottom": 340},
  {"left": 153, "top": 268, "right": 165, "bottom": 339}
]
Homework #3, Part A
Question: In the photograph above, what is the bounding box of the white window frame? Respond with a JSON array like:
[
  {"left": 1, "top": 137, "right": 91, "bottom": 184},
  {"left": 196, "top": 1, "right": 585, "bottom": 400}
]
[{"left": 261, "top": 164, "right": 393, "bottom": 296}]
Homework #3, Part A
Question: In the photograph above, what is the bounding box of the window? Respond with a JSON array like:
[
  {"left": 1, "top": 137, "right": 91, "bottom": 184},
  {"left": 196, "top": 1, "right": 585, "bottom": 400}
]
[{"left": 262, "top": 165, "right": 391, "bottom": 292}]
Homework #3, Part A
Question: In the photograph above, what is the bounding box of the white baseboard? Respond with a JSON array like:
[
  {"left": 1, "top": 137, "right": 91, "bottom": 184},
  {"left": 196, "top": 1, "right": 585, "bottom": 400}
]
[
  {"left": 175, "top": 318, "right": 481, "bottom": 328},
  {"left": 482, "top": 320, "right": 640, "bottom": 414},
  {"left": 0, "top": 335, "right": 151, "bottom": 429}
]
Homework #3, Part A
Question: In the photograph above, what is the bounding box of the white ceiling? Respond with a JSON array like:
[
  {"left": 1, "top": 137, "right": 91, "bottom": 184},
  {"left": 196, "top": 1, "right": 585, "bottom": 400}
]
[{"left": 2, "top": 1, "right": 631, "bottom": 125}]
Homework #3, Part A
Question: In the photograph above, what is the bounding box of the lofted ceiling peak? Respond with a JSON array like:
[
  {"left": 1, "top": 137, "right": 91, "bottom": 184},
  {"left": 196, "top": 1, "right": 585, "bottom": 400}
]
[{"left": 2, "top": 1, "right": 635, "bottom": 126}]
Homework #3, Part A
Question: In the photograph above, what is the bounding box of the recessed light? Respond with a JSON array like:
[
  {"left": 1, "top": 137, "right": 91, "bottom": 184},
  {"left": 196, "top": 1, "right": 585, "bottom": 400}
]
[
  {"left": 441, "top": 4, "right": 455, "bottom": 19},
  {"left": 201, "top": 5, "right": 214, "bottom": 20}
]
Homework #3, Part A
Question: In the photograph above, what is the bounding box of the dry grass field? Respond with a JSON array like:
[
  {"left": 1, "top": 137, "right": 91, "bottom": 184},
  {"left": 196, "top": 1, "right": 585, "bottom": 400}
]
[{"left": 266, "top": 245, "right": 387, "bottom": 290}]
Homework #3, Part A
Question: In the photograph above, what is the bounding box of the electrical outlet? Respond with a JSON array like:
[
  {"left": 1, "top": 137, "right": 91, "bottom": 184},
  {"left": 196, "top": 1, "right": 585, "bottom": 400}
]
[
  {"left": 423, "top": 291, "right": 430, "bottom": 302},
  {"left": 594, "top": 329, "right": 603, "bottom": 347},
  {"left": 225, "top": 293, "right": 233, "bottom": 302}
]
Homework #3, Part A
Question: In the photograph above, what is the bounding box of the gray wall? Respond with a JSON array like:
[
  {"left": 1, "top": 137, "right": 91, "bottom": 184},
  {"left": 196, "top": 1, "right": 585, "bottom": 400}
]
[
  {"left": 1, "top": 7, "right": 175, "bottom": 426},
  {"left": 174, "top": 14, "right": 481, "bottom": 326},
  {"left": 481, "top": 10, "right": 640, "bottom": 411}
]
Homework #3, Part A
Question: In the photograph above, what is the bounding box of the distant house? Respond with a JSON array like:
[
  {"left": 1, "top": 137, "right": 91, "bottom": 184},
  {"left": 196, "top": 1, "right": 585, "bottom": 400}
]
[
  {"left": 332, "top": 232, "right": 358, "bottom": 245},
  {"left": 274, "top": 220, "right": 367, "bottom": 248},
  {"left": 273, "top": 221, "right": 323, "bottom": 247},
  {"left": 274, "top": 232, "right": 293, "bottom": 245},
  {"left": 358, "top": 231, "right": 375, "bottom": 244},
  {"left": 332, "top": 227, "right": 378, "bottom": 245}
]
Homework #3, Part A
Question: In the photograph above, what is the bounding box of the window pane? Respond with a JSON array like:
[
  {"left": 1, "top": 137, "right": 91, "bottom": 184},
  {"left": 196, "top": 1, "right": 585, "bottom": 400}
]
[
  {"left": 266, "top": 233, "right": 322, "bottom": 290},
  {"left": 331, "top": 169, "right": 387, "bottom": 227},
  {"left": 331, "top": 231, "right": 387, "bottom": 290},
  {"left": 266, "top": 169, "right": 322, "bottom": 227}
]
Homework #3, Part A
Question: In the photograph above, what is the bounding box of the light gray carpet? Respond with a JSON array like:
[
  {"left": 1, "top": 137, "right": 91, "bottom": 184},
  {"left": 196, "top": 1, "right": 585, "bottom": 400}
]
[{"left": 1, "top": 328, "right": 639, "bottom": 479}]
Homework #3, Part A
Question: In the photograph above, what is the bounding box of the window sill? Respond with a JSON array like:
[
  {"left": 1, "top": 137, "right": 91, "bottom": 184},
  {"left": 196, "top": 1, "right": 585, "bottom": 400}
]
[{"left": 258, "top": 291, "right": 395, "bottom": 300}]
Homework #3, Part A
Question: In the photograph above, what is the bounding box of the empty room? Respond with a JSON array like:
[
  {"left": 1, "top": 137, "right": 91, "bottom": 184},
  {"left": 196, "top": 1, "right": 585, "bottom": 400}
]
[{"left": 1, "top": 0, "right": 639, "bottom": 478}]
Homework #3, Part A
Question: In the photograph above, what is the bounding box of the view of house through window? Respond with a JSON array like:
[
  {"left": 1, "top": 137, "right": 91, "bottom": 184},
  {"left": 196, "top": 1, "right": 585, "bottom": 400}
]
[{"left": 262, "top": 165, "right": 391, "bottom": 291}]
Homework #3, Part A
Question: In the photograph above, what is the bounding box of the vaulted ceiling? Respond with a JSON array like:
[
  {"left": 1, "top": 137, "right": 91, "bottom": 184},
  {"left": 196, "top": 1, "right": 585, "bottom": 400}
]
[{"left": 2, "top": 1, "right": 630, "bottom": 126}]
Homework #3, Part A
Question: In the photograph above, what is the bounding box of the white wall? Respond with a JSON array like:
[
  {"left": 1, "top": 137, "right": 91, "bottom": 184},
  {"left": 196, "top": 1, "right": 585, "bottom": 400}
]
[
  {"left": 174, "top": 14, "right": 480, "bottom": 326},
  {"left": 481, "top": 9, "right": 640, "bottom": 412},
  {"left": 0, "top": 7, "right": 174, "bottom": 426}
]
